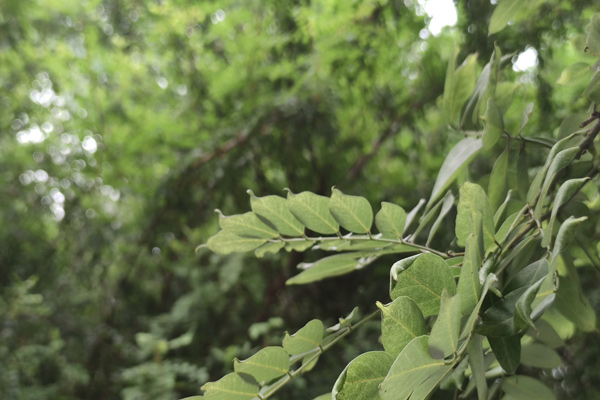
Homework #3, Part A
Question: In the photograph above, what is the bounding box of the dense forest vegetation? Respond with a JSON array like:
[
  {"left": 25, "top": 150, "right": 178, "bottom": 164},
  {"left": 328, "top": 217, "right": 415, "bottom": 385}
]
[{"left": 1, "top": 0, "right": 600, "bottom": 399}]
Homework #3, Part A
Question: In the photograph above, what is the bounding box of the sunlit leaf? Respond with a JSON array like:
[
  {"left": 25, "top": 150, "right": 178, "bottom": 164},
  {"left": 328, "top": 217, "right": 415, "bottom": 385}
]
[
  {"left": 444, "top": 52, "right": 478, "bottom": 125},
  {"left": 556, "top": 62, "right": 591, "bottom": 86},
  {"left": 286, "top": 253, "right": 376, "bottom": 285},
  {"left": 282, "top": 319, "right": 324, "bottom": 355},
  {"left": 234, "top": 347, "right": 290, "bottom": 382},
  {"left": 330, "top": 188, "right": 373, "bottom": 233},
  {"left": 489, "top": 0, "right": 527, "bottom": 35},
  {"left": 377, "top": 297, "right": 426, "bottom": 358}
]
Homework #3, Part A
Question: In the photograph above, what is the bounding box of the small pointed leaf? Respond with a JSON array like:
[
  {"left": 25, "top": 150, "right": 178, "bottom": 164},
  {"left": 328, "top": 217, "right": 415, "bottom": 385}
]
[
  {"left": 482, "top": 98, "right": 504, "bottom": 150},
  {"left": 488, "top": 147, "right": 510, "bottom": 210}
]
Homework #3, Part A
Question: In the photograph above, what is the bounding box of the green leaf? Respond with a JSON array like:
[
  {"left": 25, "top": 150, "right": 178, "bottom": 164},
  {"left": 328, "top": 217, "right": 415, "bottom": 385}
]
[
  {"left": 458, "top": 233, "right": 482, "bottom": 315},
  {"left": 551, "top": 216, "right": 587, "bottom": 267},
  {"left": 502, "top": 376, "right": 556, "bottom": 400},
  {"left": 520, "top": 343, "right": 562, "bottom": 369},
  {"left": 377, "top": 297, "right": 426, "bottom": 358},
  {"left": 556, "top": 62, "right": 591, "bottom": 86},
  {"left": 428, "top": 137, "right": 483, "bottom": 208},
  {"left": 286, "top": 189, "right": 339, "bottom": 234},
  {"left": 207, "top": 231, "right": 267, "bottom": 254},
  {"left": 585, "top": 13, "right": 600, "bottom": 56},
  {"left": 488, "top": 147, "right": 509, "bottom": 210},
  {"left": 286, "top": 253, "right": 376, "bottom": 285},
  {"left": 217, "top": 210, "right": 279, "bottom": 238},
  {"left": 408, "top": 364, "right": 454, "bottom": 400},
  {"left": 528, "top": 319, "right": 564, "bottom": 349},
  {"left": 534, "top": 147, "right": 579, "bottom": 219},
  {"left": 390, "top": 253, "right": 456, "bottom": 317},
  {"left": 379, "top": 336, "right": 448, "bottom": 400},
  {"left": 233, "top": 347, "right": 290, "bottom": 382},
  {"left": 518, "top": 103, "right": 535, "bottom": 135},
  {"left": 455, "top": 182, "right": 495, "bottom": 248},
  {"left": 489, "top": 0, "right": 527, "bottom": 34},
  {"left": 514, "top": 276, "right": 546, "bottom": 331},
  {"left": 255, "top": 241, "right": 285, "bottom": 258},
  {"left": 488, "top": 335, "right": 521, "bottom": 375},
  {"left": 330, "top": 188, "right": 373, "bottom": 233},
  {"left": 426, "top": 191, "right": 455, "bottom": 246},
  {"left": 285, "top": 240, "right": 315, "bottom": 252},
  {"left": 332, "top": 351, "right": 394, "bottom": 400},
  {"left": 461, "top": 273, "right": 499, "bottom": 339},
  {"left": 468, "top": 334, "right": 488, "bottom": 400},
  {"left": 248, "top": 190, "right": 305, "bottom": 237},
  {"left": 482, "top": 98, "right": 504, "bottom": 151},
  {"left": 542, "top": 178, "right": 589, "bottom": 248},
  {"left": 516, "top": 148, "right": 529, "bottom": 200},
  {"left": 376, "top": 202, "right": 406, "bottom": 238},
  {"left": 555, "top": 274, "right": 597, "bottom": 332},
  {"left": 444, "top": 52, "right": 479, "bottom": 124},
  {"left": 428, "top": 290, "right": 461, "bottom": 358},
  {"left": 476, "top": 287, "right": 528, "bottom": 337},
  {"left": 282, "top": 319, "right": 325, "bottom": 355},
  {"left": 505, "top": 259, "right": 549, "bottom": 293},
  {"left": 313, "top": 394, "right": 333, "bottom": 400},
  {"left": 201, "top": 372, "right": 259, "bottom": 400},
  {"left": 558, "top": 113, "right": 589, "bottom": 139}
]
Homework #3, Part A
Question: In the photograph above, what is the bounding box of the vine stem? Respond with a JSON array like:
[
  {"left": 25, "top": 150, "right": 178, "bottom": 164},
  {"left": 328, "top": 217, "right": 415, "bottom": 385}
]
[{"left": 258, "top": 310, "right": 380, "bottom": 400}]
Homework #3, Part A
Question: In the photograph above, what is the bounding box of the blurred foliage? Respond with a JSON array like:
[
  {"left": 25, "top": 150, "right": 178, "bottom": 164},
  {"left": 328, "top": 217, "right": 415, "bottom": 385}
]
[{"left": 0, "top": 0, "right": 598, "bottom": 399}]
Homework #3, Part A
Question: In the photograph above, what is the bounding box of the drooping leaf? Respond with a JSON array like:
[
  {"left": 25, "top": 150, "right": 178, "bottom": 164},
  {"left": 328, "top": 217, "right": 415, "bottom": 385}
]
[
  {"left": 201, "top": 372, "right": 260, "bottom": 400},
  {"left": 390, "top": 253, "right": 456, "bottom": 317},
  {"left": 555, "top": 274, "right": 597, "bottom": 332},
  {"left": 504, "top": 259, "right": 549, "bottom": 293},
  {"left": 488, "top": 147, "right": 509, "bottom": 210},
  {"left": 217, "top": 210, "right": 279, "bottom": 239},
  {"left": 207, "top": 230, "right": 267, "bottom": 254},
  {"left": 248, "top": 190, "right": 305, "bottom": 237},
  {"left": 376, "top": 202, "right": 406, "bottom": 238},
  {"left": 534, "top": 147, "right": 579, "bottom": 219},
  {"left": 405, "top": 199, "right": 427, "bottom": 232},
  {"left": 468, "top": 334, "right": 488, "bottom": 400},
  {"left": 332, "top": 351, "right": 394, "bottom": 400},
  {"left": 542, "top": 178, "right": 590, "bottom": 248},
  {"left": 282, "top": 319, "right": 325, "bottom": 355},
  {"left": 558, "top": 113, "right": 589, "bottom": 139},
  {"left": 556, "top": 62, "right": 592, "bottom": 86},
  {"left": 476, "top": 287, "right": 528, "bottom": 337},
  {"left": 255, "top": 241, "right": 285, "bottom": 257},
  {"left": 488, "top": 335, "right": 521, "bottom": 375},
  {"left": 285, "top": 240, "right": 315, "bottom": 252},
  {"left": 233, "top": 347, "right": 290, "bottom": 382},
  {"left": 428, "top": 137, "right": 483, "bottom": 208},
  {"left": 461, "top": 274, "right": 499, "bottom": 339},
  {"left": 482, "top": 98, "right": 504, "bottom": 151},
  {"left": 519, "top": 103, "right": 535, "bottom": 134},
  {"left": 528, "top": 319, "right": 564, "bottom": 349},
  {"left": 455, "top": 182, "right": 495, "bottom": 248},
  {"left": 585, "top": 13, "right": 600, "bottom": 56},
  {"left": 426, "top": 191, "right": 455, "bottom": 246},
  {"left": 428, "top": 290, "right": 461, "bottom": 359},
  {"left": 377, "top": 297, "right": 426, "bottom": 358},
  {"left": 458, "top": 233, "right": 482, "bottom": 315},
  {"left": 443, "top": 52, "right": 478, "bottom": 125},
  {"left": 286, "top": 253, "right": 376, "bottom": 285},
  {"left": 489, "top": 0, "right": 528, "bottom": 34},
  {"left": 379, "top": 336, "right": 448, "bottom": 400},
  {"left": 520, "top": 343, "right": 562, "bottom": 369},
  {"left": 408, "top": 364, "right": 454, "bottom": 400},
  {"left": 551, "top": 216, "right": 587, "bottom": 268},
  {"left": 502, "top": 376, "right": 556, "bottom": 400},
  {"left": 330, "top": 188, "right": 373, "bottom": 234},
  {"left": 514, "top": 276, "right": 546, "bottom": 331},
  {"left": 286, "top": 189, "right": 339, "bottom": 234}
]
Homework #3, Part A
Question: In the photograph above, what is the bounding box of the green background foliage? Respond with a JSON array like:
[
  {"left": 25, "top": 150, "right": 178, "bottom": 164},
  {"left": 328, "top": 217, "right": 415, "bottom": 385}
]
[{"left": 1, "top": 0, "right": 600, "bottom": 399}]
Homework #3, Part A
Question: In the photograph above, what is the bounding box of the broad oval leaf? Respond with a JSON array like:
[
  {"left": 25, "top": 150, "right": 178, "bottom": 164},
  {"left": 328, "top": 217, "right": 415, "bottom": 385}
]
[
  {"left": 390, "top": 253, "right": 456, "bottom": 317},
  {"left": 207, "top": 230, "right": 267, "bottom": 254},
  {"left": 332, "top": 351, "right": 394, "bottom": 400},
  {"left": 428, "top": 290, "right": 461, "bottom": 359},
  {"left": 534, "top": 147, "right": 579, "bottom": 219},
  {"left": 376, "top": 202, "right": 406, "bottom": 238},
  {"left": 282, "top": 319, "right": 324, "bottom": 355},
  {"left": 286, "top": 254, "right": 376, "bottom": 285},
  {"left": 234, "top": 347, "right": 290, "bottom": 382},
  {"left": 379, "top": 336, "right": 448, "bottom": 400},
  {"left": 330, "top": 188, "right": 373, "bottom": 233},
  {"left": 377, "top": 297, "right": 426, "bottom": 358},
  {"left": 248, "top": 190, "right": 305, "bottom": 237},
  {"left": 286, "top": 189, "right": 339, "bottom": 234},
  {"left": 217, "top": 210, "right": 279, "bottom": 238},
  {"left": 201, "top": 372, "right": 259, "bottom": 400},
  {"left": 502, "top": 375, "right": 556, "bottom": 400},
  {"left": 520, "top": 343, "right": 562, "bottom": 369},
  {"left": 428, "top": 137, "right": 483, "bottom": 208}
]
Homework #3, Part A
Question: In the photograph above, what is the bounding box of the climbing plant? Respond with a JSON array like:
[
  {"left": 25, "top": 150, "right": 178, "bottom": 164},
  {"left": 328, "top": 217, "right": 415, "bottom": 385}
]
[{"left": 192, "top": 11, "right": 600, "bottom": 400}]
